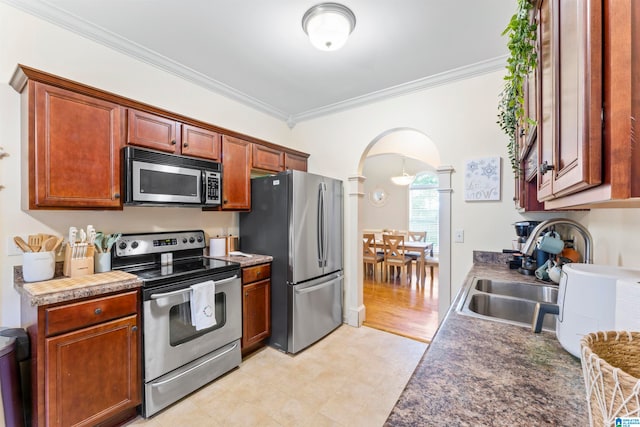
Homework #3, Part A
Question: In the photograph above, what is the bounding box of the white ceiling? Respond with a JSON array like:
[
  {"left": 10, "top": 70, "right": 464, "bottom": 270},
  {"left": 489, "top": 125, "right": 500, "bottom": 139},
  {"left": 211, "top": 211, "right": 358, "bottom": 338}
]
[{"left": 5, "top": 0, "right": 515, "bottom": 126}]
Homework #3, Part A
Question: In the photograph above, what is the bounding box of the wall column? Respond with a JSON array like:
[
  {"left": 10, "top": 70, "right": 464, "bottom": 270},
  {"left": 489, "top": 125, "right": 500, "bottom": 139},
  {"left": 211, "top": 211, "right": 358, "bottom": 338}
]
[
  {"left": 345, "top": 174, "right": 366, "bottom": 326},
  {"left": 437, "top": 165, "right": 454, "bottom": 321}
]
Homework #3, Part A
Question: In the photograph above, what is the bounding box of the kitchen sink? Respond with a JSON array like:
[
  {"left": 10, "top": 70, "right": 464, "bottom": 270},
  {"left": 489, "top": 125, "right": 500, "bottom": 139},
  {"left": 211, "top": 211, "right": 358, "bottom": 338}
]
[
  {"left": 474, "top": 279, "right": 558, "bottom": 303},
  {"left": 457, "top": 278, "right": 558, "bottom": 332}
]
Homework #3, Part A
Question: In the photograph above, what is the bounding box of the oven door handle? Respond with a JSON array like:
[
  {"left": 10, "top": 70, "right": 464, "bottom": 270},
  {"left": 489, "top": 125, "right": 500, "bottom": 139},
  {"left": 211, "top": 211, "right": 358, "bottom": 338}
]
[
  {"left": 149, "top": 275, "right": 238, "bottom": 300},
  {"left": 150, "top": 342, "right": 239, "bottom": 387}
]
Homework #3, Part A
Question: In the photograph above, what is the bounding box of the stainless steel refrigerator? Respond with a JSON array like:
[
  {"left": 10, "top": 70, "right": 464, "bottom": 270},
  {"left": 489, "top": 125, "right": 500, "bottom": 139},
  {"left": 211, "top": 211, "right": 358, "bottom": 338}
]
[{"left": 239, "top": 170, "right": 343, "bottom": 354}]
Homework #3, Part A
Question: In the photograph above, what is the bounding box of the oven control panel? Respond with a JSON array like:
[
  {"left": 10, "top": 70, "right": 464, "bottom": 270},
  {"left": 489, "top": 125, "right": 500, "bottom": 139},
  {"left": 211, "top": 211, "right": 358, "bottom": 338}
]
[{"left": 115, "top": 230, "right": 206, "bottom": 257}]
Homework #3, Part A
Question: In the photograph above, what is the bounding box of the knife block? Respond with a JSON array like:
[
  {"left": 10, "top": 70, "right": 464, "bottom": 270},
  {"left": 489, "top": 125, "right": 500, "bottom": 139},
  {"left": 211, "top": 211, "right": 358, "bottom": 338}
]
[{"left": 63, "top": 243, "right": 95, "bottom": 277}]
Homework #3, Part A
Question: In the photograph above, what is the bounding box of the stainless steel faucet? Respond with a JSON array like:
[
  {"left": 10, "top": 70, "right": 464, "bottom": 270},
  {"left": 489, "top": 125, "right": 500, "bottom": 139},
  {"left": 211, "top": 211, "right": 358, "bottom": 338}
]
[{"left": 520, "top": 218, "right": 593, "bottom": 264}]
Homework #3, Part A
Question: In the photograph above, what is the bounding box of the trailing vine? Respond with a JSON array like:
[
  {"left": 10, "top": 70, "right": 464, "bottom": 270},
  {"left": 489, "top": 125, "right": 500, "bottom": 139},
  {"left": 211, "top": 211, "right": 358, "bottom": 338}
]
[{"left": 497, "top": 0, "right": 538, "bottom": 175}]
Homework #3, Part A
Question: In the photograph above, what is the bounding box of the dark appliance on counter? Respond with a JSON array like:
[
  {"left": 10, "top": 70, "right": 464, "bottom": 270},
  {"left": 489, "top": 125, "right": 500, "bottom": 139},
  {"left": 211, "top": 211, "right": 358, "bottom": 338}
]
[
  {"left": 122, "top": 146, "right": 221, "bottom": 207},
  {"left": 240, "top": 170, "right": 344, "bottom": 354},
  {"left": 505, "top": 221, "right": 549, "bottom": 275},
  {"left": 111, "top": 230, "right": 241, "bottom": 418}
]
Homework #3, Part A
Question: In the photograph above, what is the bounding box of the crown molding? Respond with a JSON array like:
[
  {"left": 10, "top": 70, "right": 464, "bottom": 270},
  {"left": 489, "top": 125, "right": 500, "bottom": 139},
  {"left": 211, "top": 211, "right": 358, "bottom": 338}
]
[
  {"left": 3, "top": 0, "right": 506, "bottom": 128},
  {"left": 289, "top": 56, "right": 507, "bottom": 125}
]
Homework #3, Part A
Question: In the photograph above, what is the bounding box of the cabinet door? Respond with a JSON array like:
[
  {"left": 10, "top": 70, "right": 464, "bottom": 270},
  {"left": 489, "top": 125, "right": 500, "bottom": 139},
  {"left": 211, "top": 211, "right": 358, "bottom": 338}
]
[
  {"left": 537, "top": 0, "right": 555, "bottom": 200},
  {"left": 127, "top": 109, "right": 179, "bottom": 153},
  {"left": 252, "top": 144, "right": 284, "bottom": 172},
  {"left": 32, "top": 82, "right": 123, "bottom": 209},
  {"left": 242, "top": 279, "right": 271, "bottom": 348},
  {"left": 284, "top": 152, "right": 308, "bottom": 171},
  {"left": 538, "top": 0, "right": 603, "bottom": 201},
  {"left": 45, "top": 315, "right": 140, "bottom": 427},
  {"left": 221, "top": 135, "right": 252, "bottom": 210},
  {"left": 181, "top": 124, "right": 221, "bottom": 161}
]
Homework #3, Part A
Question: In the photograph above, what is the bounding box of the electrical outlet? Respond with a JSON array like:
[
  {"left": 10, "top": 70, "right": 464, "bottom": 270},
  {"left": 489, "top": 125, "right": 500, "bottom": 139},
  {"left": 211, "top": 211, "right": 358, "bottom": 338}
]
[
  {"left": 454, "top": 229, "right": 464, "bottom": 243},
  {"left": 7, "top": 236, "right": 25, "bottom": 256}
]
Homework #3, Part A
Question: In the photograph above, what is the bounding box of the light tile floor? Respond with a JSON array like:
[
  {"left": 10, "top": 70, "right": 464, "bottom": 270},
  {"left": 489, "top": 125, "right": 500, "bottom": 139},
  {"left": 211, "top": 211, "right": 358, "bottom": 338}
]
[{"left": 126, "top": 325, "right": 427, "bottom": 427}]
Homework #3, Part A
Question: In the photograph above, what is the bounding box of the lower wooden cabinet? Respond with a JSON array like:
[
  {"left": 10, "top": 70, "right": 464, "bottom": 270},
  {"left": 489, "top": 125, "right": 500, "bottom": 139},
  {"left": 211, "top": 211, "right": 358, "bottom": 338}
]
[
  {"left": 22, "top": 289, "right": 141, "bottom": 427},
  {"left": 241, "top": 263, "right": 271, "bottom": 354}
]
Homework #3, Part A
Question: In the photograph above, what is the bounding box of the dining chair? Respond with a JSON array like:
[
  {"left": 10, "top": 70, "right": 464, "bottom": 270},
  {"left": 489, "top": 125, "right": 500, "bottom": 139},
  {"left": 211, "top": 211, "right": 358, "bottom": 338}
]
[
  {"left": 363, "top": 233, "right": 384, "bottom": 281},
  {"left": 406, "top": 231, "right": 426, "bottom": 281},
  {"left": 382, "top": 234, "right": 413, "bottom": 284}
]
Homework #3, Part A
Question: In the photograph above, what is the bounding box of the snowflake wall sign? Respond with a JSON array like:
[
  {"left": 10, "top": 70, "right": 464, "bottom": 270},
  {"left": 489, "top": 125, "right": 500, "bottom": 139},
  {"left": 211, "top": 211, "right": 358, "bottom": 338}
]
[{"left": 464, "top": 157, "right": 501, "bottom": 201}]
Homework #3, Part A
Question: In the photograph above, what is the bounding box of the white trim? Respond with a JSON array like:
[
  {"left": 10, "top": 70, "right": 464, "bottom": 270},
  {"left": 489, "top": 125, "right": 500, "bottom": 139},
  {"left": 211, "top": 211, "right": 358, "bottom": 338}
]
[
  {"left": 2, "top": 0, "right": 507, "bottom": 126},
  {"left": 436, "top": 165, "right": 454, "bottom": 321}
]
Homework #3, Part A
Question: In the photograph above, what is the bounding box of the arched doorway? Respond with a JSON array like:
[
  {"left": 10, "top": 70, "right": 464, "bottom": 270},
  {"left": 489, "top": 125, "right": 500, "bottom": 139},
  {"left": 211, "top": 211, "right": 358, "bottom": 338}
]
[{"left": 344, "top": 128, "right": 453, "bottom": 333}]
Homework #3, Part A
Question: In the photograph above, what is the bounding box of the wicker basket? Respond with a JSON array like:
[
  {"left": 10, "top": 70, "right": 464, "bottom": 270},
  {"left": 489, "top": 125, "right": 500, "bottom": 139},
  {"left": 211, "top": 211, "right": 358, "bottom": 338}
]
[{"left": 580, "top": 331, "right": 640, "bottom": 426}]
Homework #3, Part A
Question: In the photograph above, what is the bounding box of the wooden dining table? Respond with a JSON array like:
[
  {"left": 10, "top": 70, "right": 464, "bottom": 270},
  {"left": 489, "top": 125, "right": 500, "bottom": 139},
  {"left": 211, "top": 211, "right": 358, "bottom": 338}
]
[{"left": 375, "top": 239, "right": 433, "bottom": 284}]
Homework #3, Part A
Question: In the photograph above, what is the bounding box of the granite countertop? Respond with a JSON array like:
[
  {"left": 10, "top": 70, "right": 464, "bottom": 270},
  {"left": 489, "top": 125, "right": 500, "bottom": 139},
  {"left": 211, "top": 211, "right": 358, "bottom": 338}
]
[
  {"left": 207, "top": 253, "right": 273, "bottom": 267},
  {"left": 14, "top": 263, "right": 142, "bottom": 307},
  {"left": 386, "top": 257, "right": 588, "bottom": 426}
]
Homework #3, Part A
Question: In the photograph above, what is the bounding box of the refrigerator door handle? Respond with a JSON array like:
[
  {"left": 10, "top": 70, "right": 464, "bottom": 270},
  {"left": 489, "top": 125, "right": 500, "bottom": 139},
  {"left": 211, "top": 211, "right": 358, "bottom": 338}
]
[
  {"left": 322, "top": 182, "right": 328, "bottom": 267},
  {"left": 317, "top": 183, "right": 324, "bottom": 268}
]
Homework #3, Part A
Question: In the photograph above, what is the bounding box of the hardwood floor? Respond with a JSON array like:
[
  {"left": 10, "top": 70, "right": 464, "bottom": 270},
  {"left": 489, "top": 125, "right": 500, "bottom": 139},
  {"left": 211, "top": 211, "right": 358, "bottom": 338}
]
[{"left": 363, "top": 265, "right": 439, "bottom": 343}]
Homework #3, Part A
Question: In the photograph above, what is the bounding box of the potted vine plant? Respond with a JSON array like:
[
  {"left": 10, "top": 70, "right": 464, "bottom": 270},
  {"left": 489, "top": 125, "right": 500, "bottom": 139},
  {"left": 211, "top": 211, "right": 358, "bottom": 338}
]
[{"left": 497, "top": 0, "right": 538, "bottom": 175}]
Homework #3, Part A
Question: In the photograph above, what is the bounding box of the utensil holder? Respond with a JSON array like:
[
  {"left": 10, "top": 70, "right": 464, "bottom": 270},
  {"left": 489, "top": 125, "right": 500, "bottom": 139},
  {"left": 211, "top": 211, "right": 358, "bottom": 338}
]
[
  {"left": 94, "top": 252, "right": 112, "bottom": 273},
  {"left": 63, "top": 243, "right": 94, "bottom": 277},
  {"left": 22, "top": 251, "right": 56, "bottom": 282}
]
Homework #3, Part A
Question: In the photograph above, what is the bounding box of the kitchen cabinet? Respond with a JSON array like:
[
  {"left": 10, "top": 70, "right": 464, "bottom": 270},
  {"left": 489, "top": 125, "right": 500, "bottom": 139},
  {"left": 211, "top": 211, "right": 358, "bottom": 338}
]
[
  {"left": 241, "top": 263, "right": 271, "bottom": 354},
  {"left": 127, "top": 110, "right": 221, "bottom": 161},
  {"left": 22, "top": 290, "right": 141, "bottom": 427},
  {"left": 515, "top": 0, "right": 640, "bottom": 209},
  {"left": 221, "top": 135, "right": 252, "bottom": 210},
  {"left": 19, "top": 81, "right": 123, "bottom": 209},
  {"left": 536, "top": 0, "right": 603, "bottom": 202},
  {"left": 11, "top": 65, "right": 310, "bottom": 212},
  {"left": 284, "top": 151, "right": 308, "bottom": 172},
  {"left": 252, "top": 144, "right": 284, "bottom": 172}
]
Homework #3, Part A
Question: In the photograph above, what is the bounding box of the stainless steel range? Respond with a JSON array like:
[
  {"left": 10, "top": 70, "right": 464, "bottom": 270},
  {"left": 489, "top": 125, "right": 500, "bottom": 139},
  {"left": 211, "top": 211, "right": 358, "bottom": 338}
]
[{"left": 111, "top": 230, "right": 242, "bottom": 418}]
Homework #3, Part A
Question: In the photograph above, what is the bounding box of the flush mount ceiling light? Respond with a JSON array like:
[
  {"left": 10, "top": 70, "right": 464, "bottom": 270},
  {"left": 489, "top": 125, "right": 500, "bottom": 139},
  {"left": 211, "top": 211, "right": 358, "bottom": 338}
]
[
  {"left": 391, "top": 158, "right": 416, "bottom": 186},
  {"left": 302, "top": 3, "right": 356, "bottom": 51}
]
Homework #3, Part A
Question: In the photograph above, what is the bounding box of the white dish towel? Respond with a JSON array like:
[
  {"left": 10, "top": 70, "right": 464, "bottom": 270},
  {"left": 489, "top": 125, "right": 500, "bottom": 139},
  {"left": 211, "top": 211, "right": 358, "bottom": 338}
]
[{"left": 190, "top": 280, "right": 217, "bottom": 331}]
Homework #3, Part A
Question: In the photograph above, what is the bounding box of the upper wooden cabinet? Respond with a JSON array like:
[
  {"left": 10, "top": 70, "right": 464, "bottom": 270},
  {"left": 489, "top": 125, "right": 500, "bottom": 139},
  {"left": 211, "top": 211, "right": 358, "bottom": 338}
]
[
  {"left": 11, "top": 65, "right": 310, "bottom": 211},
  {"left": 532, "top": 0, "right": 640, "bottom": 209},
  {"left": 127, "top": 110, "right": 221, "bottom": 161},
  {"left": 285, "top": 151, "right": 308, "bottom": 172},
  {"left": 181, "top": 124, "right": 221, "bottom": 161},
  {"left": 252, "top": 144, "right": 284, "bottom": 172},
  {"left": 536, "top": 0, "right": 603, "bottom": 201},
  {"left": 28, "top": 81, "right": 124, "bottom": 209},
  {"left": 221, "top": 135, "right": 252, "bottom": 210}
]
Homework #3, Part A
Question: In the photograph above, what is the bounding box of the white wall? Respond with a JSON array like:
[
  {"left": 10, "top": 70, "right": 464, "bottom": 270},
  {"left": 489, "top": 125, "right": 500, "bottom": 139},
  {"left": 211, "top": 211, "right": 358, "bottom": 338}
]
[{"left": 0, "top": 3, "right": 294, "bottom": 327}]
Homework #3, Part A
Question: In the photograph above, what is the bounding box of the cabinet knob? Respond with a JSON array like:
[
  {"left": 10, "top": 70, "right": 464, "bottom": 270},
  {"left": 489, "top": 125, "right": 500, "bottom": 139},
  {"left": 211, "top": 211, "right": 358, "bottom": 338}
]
[
  {"left": 183, "top": 142, "right": 189, "bottom": 148},
  {"left": 539, "top": 161, "right": 555, "bottom": 175},
  {"left": 171, "top": 140, "right": 177, "bottom": 145},
  {"left": 114, "top": 193, "right": 120, "bottom": 199},
  {"left": 132, "top": 326, "right": 138, "bottom": 332},
  {"left": 223, "top": 200, "right": 228, "bottom": 204},
  {"left": 94, "top": 308, "right": 102, "bottom": 315},
  {"left": 245, "top": 292, "right": 249, "bottom": 297}
]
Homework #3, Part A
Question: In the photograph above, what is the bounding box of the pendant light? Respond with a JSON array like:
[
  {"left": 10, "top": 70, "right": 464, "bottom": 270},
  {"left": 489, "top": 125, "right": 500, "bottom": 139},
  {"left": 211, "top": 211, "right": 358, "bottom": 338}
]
[
  {"left": 302, "top": 3, "right": 356, "bottom": 51},
  {"left": 391, "top": 158, "right": 416, "bottom": 186}
]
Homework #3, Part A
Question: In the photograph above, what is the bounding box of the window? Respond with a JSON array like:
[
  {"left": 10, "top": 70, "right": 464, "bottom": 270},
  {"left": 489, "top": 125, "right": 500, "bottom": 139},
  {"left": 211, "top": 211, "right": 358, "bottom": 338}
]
[{"left": 409, "top": 172, "right": 439, "bottom": 254}]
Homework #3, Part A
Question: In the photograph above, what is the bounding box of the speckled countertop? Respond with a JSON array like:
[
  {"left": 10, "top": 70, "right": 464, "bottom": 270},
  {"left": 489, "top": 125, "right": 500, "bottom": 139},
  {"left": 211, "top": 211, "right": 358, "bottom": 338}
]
[
  {"left": 386, "top": 253, "right": 588, "bottom": 426},
  {"left": 14, "top": 253, "right": 272, "bottom": 307},
  {"left": 14, "top": 263, "right": 142, "bottom": 306},
  {"left": 207, "top": 253, "right": 273, "bottom": 267}
]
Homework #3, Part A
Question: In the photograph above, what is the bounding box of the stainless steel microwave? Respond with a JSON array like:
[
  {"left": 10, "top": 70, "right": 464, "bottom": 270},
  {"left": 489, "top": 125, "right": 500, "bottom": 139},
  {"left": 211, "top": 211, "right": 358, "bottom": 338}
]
[{"left": 123, "top": 146, "right": 221, "bottom": 207}]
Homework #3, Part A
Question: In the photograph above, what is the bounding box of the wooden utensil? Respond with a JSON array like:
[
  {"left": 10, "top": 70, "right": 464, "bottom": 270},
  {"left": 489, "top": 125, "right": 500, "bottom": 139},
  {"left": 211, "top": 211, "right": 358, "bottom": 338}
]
[
  {"left": 28, "top": 234, "right": 43, "bottom": 252},
  {"left": 40, "top": 236, "right": 58, "bottom": 252},
  {"left": 51, "top": 236, "right": 64, "bottom": 253},
  {"left": 14, "top": 236, "right": 32, "bottom": 252}
]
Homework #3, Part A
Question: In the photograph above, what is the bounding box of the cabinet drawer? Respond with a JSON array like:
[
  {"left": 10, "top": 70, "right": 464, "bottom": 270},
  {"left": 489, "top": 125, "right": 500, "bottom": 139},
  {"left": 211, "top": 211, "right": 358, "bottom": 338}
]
[
  {"left": 242, "top": 264, "right": 271, "bottom": 284},
  {"left": 45, "top": 290, "right": 138, "bottom": 336}
]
